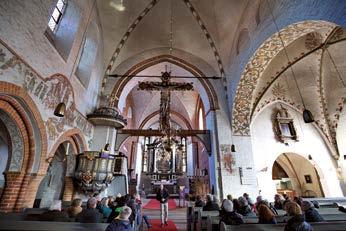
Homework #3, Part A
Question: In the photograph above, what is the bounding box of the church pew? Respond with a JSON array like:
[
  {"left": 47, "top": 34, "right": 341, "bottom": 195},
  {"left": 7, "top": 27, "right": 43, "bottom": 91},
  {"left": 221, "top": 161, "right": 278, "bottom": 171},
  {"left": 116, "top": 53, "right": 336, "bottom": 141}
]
[
  {"left": 207, "top": 212, "right": 346, "bottom": 231},
  {"left": 196, "top": 210, "right": 219, "bottom": 231},
  {"left": 0, "top": 220, "right": 108, "bottom": 231},
  {"left": 191, "top": 207, "right": 203, "bottom": 231},
  {"left": 220, "top": 221, "right": 346, "bottom": 231}
]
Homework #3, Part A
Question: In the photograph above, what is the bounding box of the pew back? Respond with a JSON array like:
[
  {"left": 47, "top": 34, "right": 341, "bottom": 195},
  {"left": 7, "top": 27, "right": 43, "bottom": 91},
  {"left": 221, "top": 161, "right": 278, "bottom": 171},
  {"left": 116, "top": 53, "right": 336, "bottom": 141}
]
[
  {"left": 0, "top": 220, "right": 108, "bottom": 231},
  {"left": 220, "top": 221, "right": 346, "bottom": 231}
]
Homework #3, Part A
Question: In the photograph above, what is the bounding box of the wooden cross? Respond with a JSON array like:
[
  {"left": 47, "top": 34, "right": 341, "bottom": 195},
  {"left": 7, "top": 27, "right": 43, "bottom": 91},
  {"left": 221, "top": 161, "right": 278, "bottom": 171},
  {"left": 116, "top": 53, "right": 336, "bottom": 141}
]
[{"left": 138, "top": 71, "right": 193, "bottom": 135}]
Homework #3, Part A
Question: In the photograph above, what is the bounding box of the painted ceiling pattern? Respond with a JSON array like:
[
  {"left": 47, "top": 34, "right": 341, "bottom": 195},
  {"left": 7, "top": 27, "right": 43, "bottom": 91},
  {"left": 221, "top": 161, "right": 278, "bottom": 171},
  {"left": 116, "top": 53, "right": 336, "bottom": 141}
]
[
  {"left": 232, "top": 20, "right": 336, "bottom": 136},
  {"left": 100, "top": 0, "right": 226, "bottom": 98}
]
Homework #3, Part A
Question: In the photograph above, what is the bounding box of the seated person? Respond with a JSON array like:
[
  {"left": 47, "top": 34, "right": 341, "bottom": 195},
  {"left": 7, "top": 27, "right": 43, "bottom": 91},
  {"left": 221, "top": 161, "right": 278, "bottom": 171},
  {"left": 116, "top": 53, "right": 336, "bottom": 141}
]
[
  {"left": 243, "top": 193, "right": 254, "bottom": 207},
  {"left": 219, "top": 199, "right": 243, "bottom": 225},
  {"left": 99, "top": 197, "right": 112, "bottom": 219},
  {"left": 195, "top": 195, "right": 205, "bottom": 207},
  {"left": 284, "top": 202, "right": 312, "bottom": 231},
  {"left": 38, "top": 200, "right": 69, "bottom": 222},
  {"left": 237, "top": 196, "right": 254, "bottom": 216},
  {"left": 76, "top": 197, "right": 103, "bottom": 223},
  {"left": 67, "top": 198, "right": 83, "bottom": 218},
  {"left": 203, "top": 194, "right": 220, "bottom": 211},
  {"left": 106, "top": 206, "right": 133, "bottom": 231},
  {"left": 301, "top": 201, "right": 324, "bottom": 222},
  {"left": 107, "top": 196, "right": 127, "bottom": 223},
  {"left": 257, "top": 204, "right": 277, "bottom": 224},
  {"left": 273, "top": 194, "right": 284, "bottom": 210}
]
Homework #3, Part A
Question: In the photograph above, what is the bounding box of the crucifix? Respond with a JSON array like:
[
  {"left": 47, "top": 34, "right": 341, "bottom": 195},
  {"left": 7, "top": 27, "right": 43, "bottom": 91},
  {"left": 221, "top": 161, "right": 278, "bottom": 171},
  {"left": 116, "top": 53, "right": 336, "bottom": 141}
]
[{"left": 138, "top": 70, "right": 193, "bottom": 136}]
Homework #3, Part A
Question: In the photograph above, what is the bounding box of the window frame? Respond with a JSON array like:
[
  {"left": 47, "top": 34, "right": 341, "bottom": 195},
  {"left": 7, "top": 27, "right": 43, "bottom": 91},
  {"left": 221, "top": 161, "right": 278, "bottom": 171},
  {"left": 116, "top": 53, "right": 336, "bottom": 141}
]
[{"left": 47, "top": 0, "right": 67, "bottom": 33}]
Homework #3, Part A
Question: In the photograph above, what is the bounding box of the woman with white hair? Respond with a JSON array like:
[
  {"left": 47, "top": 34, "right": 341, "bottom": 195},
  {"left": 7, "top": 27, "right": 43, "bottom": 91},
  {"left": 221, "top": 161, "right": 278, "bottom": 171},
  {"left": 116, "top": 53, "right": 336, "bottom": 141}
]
[
  {"left": 38, "top": 200, "right": 69, "bottom": 222},
  {"left": 105, "top": 206, "right": 133, "bottom": 231},
  {"left": 219, "top": 199, "right": 244, "bottom": 225}
]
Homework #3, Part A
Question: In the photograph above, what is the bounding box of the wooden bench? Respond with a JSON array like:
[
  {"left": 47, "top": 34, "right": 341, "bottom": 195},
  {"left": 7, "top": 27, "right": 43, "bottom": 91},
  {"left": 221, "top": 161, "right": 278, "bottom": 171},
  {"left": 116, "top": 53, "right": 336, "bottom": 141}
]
[
  {"left": 196, "top": 210, "right": 219, "bottom": 231},
  {"left": 0, "top": 220, "right": 108, "bottom": 231},
  {"left": 207, "top": 211, "right": 346, "bottom": 231},
  {"left": 220, "top": 221, "right": 346, "bottom": 231}
]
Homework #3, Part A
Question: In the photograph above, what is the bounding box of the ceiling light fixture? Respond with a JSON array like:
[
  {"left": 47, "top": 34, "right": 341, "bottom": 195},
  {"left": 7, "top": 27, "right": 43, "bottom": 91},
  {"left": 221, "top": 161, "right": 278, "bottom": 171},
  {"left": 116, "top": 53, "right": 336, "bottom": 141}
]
[{"left": 266, "top": 0, "right": 314, "bottom": 123}]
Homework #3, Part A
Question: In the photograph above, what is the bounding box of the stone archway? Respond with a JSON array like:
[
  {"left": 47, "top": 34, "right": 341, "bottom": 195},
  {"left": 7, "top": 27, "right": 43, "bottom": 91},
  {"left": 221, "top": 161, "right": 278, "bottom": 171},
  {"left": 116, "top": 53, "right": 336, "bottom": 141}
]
[
  {"left": 232, "top": 20, "right": 337, "bottom": 136},
  {"left": 273, "top": 153, "right": 324, "bottom": 198}
]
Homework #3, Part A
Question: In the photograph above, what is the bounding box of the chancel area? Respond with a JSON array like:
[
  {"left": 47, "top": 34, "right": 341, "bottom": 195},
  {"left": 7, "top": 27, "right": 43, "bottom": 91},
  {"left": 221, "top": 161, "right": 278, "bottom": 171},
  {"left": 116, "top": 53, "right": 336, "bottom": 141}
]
[{"left": 1, "top": 0, "right": 346, "bottom": 230}]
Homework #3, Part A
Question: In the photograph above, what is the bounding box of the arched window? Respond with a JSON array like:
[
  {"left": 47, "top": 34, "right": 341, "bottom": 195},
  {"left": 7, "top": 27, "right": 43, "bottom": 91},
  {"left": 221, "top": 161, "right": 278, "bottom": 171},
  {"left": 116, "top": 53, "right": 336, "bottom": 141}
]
[
  {"left": 198, "top": 108, "right": 204, "bottom": 130},
  {"left": 48, "top": 0, "right": 67, "bottom": 32}
]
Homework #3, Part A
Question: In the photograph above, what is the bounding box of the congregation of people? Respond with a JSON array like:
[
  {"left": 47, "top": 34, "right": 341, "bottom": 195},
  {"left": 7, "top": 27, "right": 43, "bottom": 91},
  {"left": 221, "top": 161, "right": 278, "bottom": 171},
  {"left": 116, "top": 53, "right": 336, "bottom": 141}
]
[
  {"left": 192, "top": 192, "right": 326, "bottom": 231},
  {"left": 36, "top": 193, "right": 150, "bottom": 231}
]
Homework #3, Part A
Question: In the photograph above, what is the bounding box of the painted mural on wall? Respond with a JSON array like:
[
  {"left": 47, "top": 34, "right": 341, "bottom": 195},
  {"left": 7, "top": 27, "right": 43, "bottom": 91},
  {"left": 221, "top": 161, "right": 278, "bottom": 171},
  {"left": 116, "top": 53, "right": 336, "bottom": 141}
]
[
  {"left": 220, "top": 144, "right": 236, "bottom": 175},
  {"left": 0, "top": 42, "right": 93, "bottom": 151},
  {"left": 0, "top": 110, "right": 23, "bottom": 171},
  {"left": 232, "top": 21, "right": 336, "bottom": 136}
]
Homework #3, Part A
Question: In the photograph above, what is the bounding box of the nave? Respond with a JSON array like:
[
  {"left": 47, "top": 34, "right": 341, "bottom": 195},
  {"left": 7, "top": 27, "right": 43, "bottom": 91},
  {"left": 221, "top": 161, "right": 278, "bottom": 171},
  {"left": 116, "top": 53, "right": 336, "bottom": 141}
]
[{"left": 1, "top": 0, "right": 346, "bottom": 230}]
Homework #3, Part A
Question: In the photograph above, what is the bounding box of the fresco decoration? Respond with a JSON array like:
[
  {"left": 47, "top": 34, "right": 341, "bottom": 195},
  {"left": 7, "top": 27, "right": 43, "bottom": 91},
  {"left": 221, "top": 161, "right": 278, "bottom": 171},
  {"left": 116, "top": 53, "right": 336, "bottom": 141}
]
[
  {"left": 0, "top": 42, "right": 93, "bottom": 149},
  {"left": 0, "top": 110, "right": 24, "bottom": 172},
  {"left": 232, "top": 21, "right": 336, "bottom": 136},
  {"left": 305, "top": 32, "right": 323, "bottom": 50},
  {"left": 220, "top": 144, "right": 236, "bottom": 175}
]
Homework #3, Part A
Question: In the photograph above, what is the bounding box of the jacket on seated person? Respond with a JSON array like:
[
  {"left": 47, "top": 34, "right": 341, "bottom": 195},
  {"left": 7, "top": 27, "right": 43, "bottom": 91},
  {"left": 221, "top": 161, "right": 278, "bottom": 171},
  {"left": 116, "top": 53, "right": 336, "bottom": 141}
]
[
  {"left": 304, "top": 208, "right": 324, "bottom": 222},
  {"left": 301, "top": 201, "right": 324, "bottom": 223},
  {"left": 257, "top": 204, "right": 277, "bottom": 224},
  {"left": 195, "top": 200, "right": 205, "bottom": 207},
  {"left": 106, "top": 206, "right": 133, "bottom": 231},
  {"left": 284, "top": 214, "right": 312, "bottom": 231},
  {"left": 203, "top": 201, "right": 220, "bottom": 211},
  {"left": 38, "top": 210, "right": 69, "bottom": 222},
  {"left": 67, "top": 206, "right": 82, "bottom": 218},
  {"left": 75, "top": 208, "right": 103, "bottom": 223},
  {"left": 219, "top": 199, "right": 244, "bottom": 225},
  {"left": 105, "top": 219, "right": 133, "bottom": 231}
]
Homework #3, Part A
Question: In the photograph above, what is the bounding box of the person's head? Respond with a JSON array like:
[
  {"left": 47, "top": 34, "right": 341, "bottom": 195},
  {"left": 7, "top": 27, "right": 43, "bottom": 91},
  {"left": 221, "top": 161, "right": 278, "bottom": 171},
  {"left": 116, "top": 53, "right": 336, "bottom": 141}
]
[
  {"left": 301, "top": 201, "right": 314, "bottom": 212},
  {"left": 258, "top": 204, "right": 275, "bottom": 220},
  {"left": 283, "top": 199, "right": 292, "bottom": 211},
  {"left": 227, "top": 194, "right": 233, "bottom": 201},
  {"left": 232, "top": 198, "right": 240, "bottom": 210},
  {"left": 274, "top": 194, "right": 283, "bottom": 202},
  {"left": 160, "top": 184, "right": 164, "bottom": 190},
  {"left": 206, "top": 194, "right": 213, "bottom": 202},
  {"left": 238, "top": 196, "right": 248, "bottom": 207},
  {"left": 87, "top": 197, "right": 97, "bottom": 209},
  {"left": 293, "top": 196, "right": 302, "bottom": 206},
  {"left": 116, "top": 193, "right": 122, "bottom": 198},
  {"left": 283, "top": 194, "right": 289, "bottom": 200},
  {"left": 101, "top": 197, "right": 109, "bottom": 206},
  {"left": 285, "top": 202, "right": 302, "bottom": 216},
  {"left": 117, "top": 206, "right": 132, "bottom": 220},
  {"left": 49, "top": 200, "right": 62, "bottom": 211},
  {"left": 243, "top": 193, "right": 249, "bottom": 199},
  {"left": 221, "top": 199, "right": 234, "bottom": 212},
  {"left": 108, "top": 196, "right": 114, "bottom": 203},
  {"left": 196, "top": 195, "right": 202, "bottom": 201},
  {"left": 256, "top": 195, "right": 263, "bottom": 203},
  {"left": 71, "top": 198, "right": 82, "bottom": 207}
]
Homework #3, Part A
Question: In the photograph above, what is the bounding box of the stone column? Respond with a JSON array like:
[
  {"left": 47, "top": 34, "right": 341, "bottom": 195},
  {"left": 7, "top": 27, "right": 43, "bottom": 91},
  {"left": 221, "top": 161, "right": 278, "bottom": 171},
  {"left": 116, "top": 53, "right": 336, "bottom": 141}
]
[{"left": 0, "top": 172, "right": 25, "bottom": 212}]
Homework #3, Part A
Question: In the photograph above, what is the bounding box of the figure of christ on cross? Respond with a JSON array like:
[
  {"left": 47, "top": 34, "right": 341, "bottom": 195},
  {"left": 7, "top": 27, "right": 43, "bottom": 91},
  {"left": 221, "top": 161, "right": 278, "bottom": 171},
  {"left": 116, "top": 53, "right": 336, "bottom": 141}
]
[{"left": 138, "top": 71, "right": 193, "bottom": 135}]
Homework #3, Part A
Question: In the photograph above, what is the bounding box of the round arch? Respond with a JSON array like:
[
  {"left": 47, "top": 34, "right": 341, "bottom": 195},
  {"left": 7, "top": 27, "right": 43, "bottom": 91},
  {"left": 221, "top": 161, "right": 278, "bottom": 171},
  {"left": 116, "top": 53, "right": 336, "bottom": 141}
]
[
  {"left": 110, "top": 55, "right": 219, "bottom": 112},
  {"left": 232, "top": 20, "right": 337, "bottom": 136}
]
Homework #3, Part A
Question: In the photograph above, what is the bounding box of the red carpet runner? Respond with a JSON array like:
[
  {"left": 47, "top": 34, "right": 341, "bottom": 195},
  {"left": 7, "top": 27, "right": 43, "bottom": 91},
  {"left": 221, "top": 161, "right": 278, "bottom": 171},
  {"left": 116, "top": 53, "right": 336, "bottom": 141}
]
[
  {"left": 143, "top": 199, "right": 177, "bottom": 210},
  {"left": 149, "top": 219, "right": 178, "bottom": 231}
]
